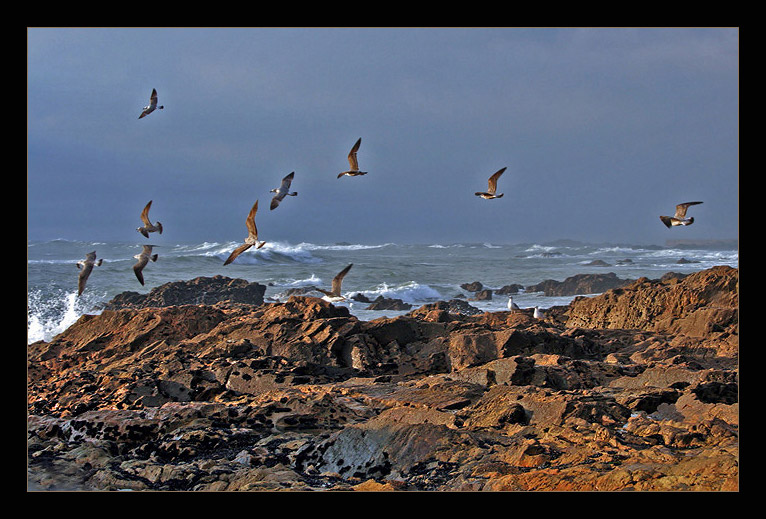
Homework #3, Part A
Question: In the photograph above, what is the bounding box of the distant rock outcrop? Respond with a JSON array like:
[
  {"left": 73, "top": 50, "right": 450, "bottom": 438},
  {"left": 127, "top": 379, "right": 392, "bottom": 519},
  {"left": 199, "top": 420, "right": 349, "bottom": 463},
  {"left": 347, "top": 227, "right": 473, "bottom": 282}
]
[{"left": 526, "top": 272, "right": 632, "bottom": 296}]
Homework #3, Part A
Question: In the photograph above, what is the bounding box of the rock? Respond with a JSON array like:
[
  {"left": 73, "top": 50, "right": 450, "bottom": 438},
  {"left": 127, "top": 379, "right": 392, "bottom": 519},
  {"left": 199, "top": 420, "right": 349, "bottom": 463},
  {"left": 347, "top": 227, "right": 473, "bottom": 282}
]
[
  {"left": 460, "top": 281, "right": 483, "bottom": 292},
  {"left": 104, "top": 276, "right": 266, "bottom": 309},
  {"left": 28, "top": 267, "right": 738, "bottom": 491},
  {"left": 583, "top": 260, "right": 611, "bottom": 267},
  {"left": 470, "top": 289, "right": 492, "bottom": 301},
  {"left": 526, "top": 272, "right": 633, "bottom": 297},
  {"left": 496, "top": 284, "right": 524, "bottom": 295},
  {"left": 566, "top": 266, "right": 739, "bottom": 339},
  {"left": 365, "top": 296, "right": 412, "bottom": 310}
]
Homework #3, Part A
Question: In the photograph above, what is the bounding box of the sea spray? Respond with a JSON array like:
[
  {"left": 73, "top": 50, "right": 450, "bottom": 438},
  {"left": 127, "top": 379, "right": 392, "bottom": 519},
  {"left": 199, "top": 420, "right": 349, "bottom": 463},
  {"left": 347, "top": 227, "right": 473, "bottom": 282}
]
[
  {"left": 28, "top": 239, "right": 738, "bottom": 345},
  {"left": 27, "top": 288, "right": 101, "bottom": 344}
]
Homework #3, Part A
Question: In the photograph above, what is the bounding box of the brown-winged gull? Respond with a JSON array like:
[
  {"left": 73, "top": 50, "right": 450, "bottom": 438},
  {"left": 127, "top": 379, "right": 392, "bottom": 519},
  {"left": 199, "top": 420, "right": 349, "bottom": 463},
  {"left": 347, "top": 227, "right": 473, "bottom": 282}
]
[
  {"left": 315, "top": 264, "right": 353, "bottom": 302},
  {"left": 137, "top": 200, "right": 163, "bottom": 238},
  {"left": 76, "top": 251, "right": 103, "bottom": 296},
  {"left": 659, "top": 201, "right": 703, "bottom": 228},
  {"left": 475, "top": 167, "right": 507, "bottom": 199},
  {"left": 133, "top": 245, "right": 158, "bottom": 286},
  {"left": 337, "top": 138, "right": 367, "bottom": 178},
  {"left": 223, "top": 200, "right": 266, "bottom": 265}
]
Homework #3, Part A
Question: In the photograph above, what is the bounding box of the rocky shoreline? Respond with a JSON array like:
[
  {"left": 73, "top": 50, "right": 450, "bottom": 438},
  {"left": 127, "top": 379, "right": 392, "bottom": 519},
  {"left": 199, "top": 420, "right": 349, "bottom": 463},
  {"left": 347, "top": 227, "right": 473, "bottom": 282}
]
[{"left": 27, "top": 266, "right": 738, "bottom": 491}]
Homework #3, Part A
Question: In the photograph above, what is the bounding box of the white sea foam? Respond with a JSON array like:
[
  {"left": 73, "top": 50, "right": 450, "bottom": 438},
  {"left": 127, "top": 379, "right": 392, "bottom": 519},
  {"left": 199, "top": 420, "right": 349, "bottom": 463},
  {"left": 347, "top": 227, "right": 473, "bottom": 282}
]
[
  {"left": 355, "top": 281, "right": 442, "bottom": 303},
  {"left": 27, "top": 289, "right": 95, "bottom": 344}
]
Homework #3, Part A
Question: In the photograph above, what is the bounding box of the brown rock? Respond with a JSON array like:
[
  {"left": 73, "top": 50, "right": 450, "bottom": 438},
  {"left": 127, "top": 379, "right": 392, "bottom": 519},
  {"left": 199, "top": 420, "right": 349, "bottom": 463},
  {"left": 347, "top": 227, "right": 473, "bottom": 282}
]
[{"left": 28, "top": 268, "right": 738, "bottom": 491}]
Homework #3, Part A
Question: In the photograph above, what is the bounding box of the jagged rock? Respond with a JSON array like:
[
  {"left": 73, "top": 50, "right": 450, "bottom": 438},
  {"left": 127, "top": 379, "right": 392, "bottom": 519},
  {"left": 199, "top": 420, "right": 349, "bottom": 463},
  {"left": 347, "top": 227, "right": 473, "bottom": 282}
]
[{"left": 28, "top": 267, "right": 738, "bottom": 491}]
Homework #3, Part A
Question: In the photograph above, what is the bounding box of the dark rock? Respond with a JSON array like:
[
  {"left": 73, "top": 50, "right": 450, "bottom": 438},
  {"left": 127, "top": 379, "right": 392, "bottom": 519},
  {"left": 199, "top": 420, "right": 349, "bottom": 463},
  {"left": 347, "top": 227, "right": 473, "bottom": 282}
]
[
  {"left": 460, "top": 281, "right": 483, "bottom": 292},
  {"left": 470, "top": 289, "right": 493, "bottom": 301},
  {"left": 583, "top": 260, "right": 611, "bottom": 267},
  {"left": 496, "top": 284, "right": 524, "bottom": 295},
  {"left": 365, "top": 296, "right": 412, "bottom": 311},
  {"left": 104, "top": 276, "right": 266, "bottom": 309},
  {"left": 526, "top": 272, "right": 632, "bottom": 297}
]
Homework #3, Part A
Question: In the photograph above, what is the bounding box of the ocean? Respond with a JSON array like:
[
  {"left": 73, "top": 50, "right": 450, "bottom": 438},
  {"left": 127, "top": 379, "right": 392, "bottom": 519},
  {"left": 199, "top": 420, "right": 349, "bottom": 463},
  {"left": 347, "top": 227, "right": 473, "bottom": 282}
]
[{"left": 27, "top": 239, "right": 738, "bottom": 345}]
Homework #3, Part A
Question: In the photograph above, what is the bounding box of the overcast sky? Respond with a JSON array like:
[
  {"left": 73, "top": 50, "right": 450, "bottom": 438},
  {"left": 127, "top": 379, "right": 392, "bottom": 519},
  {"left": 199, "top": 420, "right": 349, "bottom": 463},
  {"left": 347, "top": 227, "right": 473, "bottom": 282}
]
[{"left": 27, "top": 27, "right": 738, "bottom": 246}]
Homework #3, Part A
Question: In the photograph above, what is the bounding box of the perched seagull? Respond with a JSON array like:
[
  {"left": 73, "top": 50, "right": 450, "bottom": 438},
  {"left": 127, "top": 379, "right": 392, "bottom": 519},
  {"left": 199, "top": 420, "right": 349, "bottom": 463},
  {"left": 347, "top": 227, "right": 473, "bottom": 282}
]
[
  {"left": 133, "top": 245, "right": 158, "bottom": 286},
  {"left": 659, "top": 201, "right": 704, "bottom": 228},
  {"left": 76, "top": 251, "right": 103, "bottom": 296},
  {"left": 533, "top": 306, "right": 545, "bottom": 319},
  {"left": 475, "top": 167, "right": 507, "bottom": 199},
  {"left": 137, "top": 200, "right": 163, "bottom": 238},
  {"left": 507, "top": 296, "right": 520, "bottom": 311},
  {"left": 337, "top": 138, "right": 367, "bottom": 178},
  {"left": 270, "top": 172, "right": 298, "bottom": 210},
  {"left": 223, "top": 200, "right": 266, "bottom": 265},
  {"left": 138, "top": 88, "right": 164, "bottom": 119},
  {"left": 315, "top": 264, "right": 353, "bottom": 302}
]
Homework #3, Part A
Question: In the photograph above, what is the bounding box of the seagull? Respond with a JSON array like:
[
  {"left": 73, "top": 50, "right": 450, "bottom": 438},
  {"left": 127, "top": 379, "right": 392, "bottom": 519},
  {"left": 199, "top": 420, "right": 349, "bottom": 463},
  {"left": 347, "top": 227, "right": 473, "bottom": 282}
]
[
  {"left": 337, "top": 138, "right": 367, "bottom": 178},
  {"left": 315, "top": 264, "right": 353, "bottom": 302},
  {"left": 475, "top": 167, "right": 507, "bottom": 199},
  {"left": 270, "top": 172, "right": 298, "bottom": 210},
  {"left": 533, "top": 306, "right": 545, "bottom": 319},
  {"left": 138, "top": 88, "right": 164, "bottom": 119},
  {"left": 137, "top": 200, "right": 163, "bottom": 238},
  {"left": 76, "top": 251, "right": 103, "bottom": 296},
  {"left": 133, "top": 245, "right": 158, "bottom": 286},
  {"left": 223, "top": 200, "right": 266, "bottom": 265},
  {"left": 659, "top": 201, "right": 704, "bottom": 228},
  {"left": 507, "top": 296, "right": 520, "bottom": 311}
]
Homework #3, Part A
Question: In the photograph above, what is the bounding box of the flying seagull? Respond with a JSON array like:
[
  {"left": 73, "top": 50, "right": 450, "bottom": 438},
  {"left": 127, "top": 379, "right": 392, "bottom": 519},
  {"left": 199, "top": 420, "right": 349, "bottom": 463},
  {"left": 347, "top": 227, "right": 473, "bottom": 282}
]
[
  {"left": 337, "top": 138, "right": 367, "bottom": 178},
  {"left": 137, "top": 200, "right": 163, "bottom": 238},
  {"left": 659, "top": 201, "right": 703, "bottom": 228},
  {"left": 76, "top": 251, "right": 103, "bottom": 296},
  {"left": 475, "top": 167, "right": 507, "bottom": 199},
  {"left": 507, "top": 296, "right": 520, "bottom": 311},
  {"left": 133, "top": 245, "right": 158, "bottom": 286},
  {"left": 270, "top": 172, "right": 298, "bottom": 210},
  {"left": 138, "top": 88, "right": 164, "bottom": 119},
  {"left": 223, "top": 200, "right": 266, "bottom": 265},
  {"left": 315, "top": 264, "right": 353, "bottom": 302}
]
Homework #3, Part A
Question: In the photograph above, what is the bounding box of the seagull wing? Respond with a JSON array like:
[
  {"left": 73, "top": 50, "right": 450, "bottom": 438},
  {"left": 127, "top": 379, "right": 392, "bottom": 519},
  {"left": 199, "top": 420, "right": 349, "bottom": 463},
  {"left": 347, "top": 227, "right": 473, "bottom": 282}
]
[
  {"left": 675, "top": 201, "right": 703, "bottom": 218},
  {"left": 223, "top": 243, "right": 253, "bottom": 266},
  {"left": 140, "top": 201, "right": 153, "bottom": 225},
  {"left": 281, "top": 171, "right": 295, "bottom": 189},
  {"left": 133, "top": 255, "right": 149, "bottom": 285},
  {"left": 347, "top": 138, "right": 361, "bottom": 170},
  {"left": 487, "top": 167, "right": 506, "bottom": 194},
  {"left": 77, "top": 264, "right": 94, "bottom": 296},
  {"left": 330, "top": 264, "right": 353, "bottom": 296},
  {"left": 245, "top": 200, "right": 259, "bottom": 239}
]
